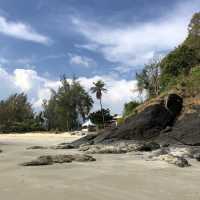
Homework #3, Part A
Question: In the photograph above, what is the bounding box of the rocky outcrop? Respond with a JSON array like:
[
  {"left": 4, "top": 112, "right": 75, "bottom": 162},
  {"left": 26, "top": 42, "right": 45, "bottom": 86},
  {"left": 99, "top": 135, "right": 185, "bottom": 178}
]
[
  {"left": 156, "top": 105, "right": 200, "bottom": 145},
  {"left": 21, "top": 154, "right": 96, "bottom": 166}
]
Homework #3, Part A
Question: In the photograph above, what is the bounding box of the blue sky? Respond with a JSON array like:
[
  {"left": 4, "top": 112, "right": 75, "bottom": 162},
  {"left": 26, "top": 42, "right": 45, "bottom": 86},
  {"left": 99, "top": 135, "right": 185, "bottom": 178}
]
[{"left": 0, "top": 0, "right": 199, "bottom": 113}]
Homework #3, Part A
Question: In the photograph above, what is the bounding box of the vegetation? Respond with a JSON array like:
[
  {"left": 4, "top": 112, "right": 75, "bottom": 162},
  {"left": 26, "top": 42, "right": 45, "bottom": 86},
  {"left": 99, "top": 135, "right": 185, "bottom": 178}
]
[
  {"left": 43, "top": 76, "right": 93, "bottom": 131},
  {"left": 89, "top": 109, "right": 113, "bottom": 128},
  {"left": 123, "top": 101, "right": 140, "bottom": 118},
  {"left": 0, "top": 93, "right": 43, "bottom": 133},
  {"left": 90, "top": 80, "right": 107, "bottom": 128}
]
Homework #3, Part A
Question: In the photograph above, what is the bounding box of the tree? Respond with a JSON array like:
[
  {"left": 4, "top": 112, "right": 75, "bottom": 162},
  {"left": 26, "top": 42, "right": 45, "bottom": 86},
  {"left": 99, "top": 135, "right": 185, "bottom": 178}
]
[
  {"left": 90, "top": 80, "right": 107, "bottom": 128},
  {"left": 89, "top": 109, "right": 113, "bottom": 128},
  {"left": 123, "top": 101, "right": 140, "bottom": 117},
  {"left": 136, "top": 58, "right": 161, "bottom": 98},
  {"left": 188, "top": 12, "right": 200, "bottom": 37},
  {"left": 43, "top": 76, "right": 93, "bottom": 131},
  {"left": 0, "top": 93, "right": 41, "bottom": 132}
]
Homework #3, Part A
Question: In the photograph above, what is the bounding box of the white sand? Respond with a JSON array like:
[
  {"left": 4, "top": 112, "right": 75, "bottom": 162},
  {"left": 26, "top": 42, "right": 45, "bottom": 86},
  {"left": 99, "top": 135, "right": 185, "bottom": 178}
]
[{"left": 0, "top": 133, "right": 200, "bottom": 200}]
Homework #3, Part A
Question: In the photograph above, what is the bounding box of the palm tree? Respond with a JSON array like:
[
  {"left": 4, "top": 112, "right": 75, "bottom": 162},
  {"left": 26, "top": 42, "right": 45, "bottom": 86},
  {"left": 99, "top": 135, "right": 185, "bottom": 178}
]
[{"left": 90, "top": 80, "right": 107, "bottom": 128}]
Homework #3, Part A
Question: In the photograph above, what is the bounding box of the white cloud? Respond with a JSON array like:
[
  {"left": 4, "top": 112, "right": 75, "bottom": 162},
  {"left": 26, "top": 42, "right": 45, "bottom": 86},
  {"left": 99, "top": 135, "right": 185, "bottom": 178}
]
[
  {"left": 0, "top": 16, "right": 50, "bottom": 44},
  {"left": 72, "top": 0, "right": 200, "bottom": 72},
  {"left": 69, "top": 53, "right": 96, "bottom": 68},
  {"left": 0, "top": 67, "right": 138, "bottom": 114}
]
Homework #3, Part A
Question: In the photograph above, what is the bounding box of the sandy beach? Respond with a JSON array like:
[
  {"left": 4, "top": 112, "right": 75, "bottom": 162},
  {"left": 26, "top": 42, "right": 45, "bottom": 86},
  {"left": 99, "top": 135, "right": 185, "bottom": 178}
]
[{"left": 0, "top": 133, "right": 200, "bottom": 200}]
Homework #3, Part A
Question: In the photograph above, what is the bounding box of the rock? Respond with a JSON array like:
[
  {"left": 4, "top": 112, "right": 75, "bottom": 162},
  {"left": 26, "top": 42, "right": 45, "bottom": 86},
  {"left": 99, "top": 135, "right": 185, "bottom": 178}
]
[
  {"left": 21, "top": 154, "right": 96, "bottom": 166},
  {"left": 75, "top": 102, "right": 179, "bottom": 146},
  {"left": 79, "top": 145, "right": 90, "bottom": 152},
  {"left": 157, "top": 105, "right": 200, "bottom": 145},
  {"left": 193, "top": 153, "right": 200, "bottom": 161},
  {"left": 26, "top": 146, "right": 48, "bottom": 150},
  {"left": 83, "top": 144, "right": 129, "bottom": 154},
  {"left": 70, "top": 133, "right": 97, "bottom": 148},
  {"left": 22, "top": 156, "right": 54, "bottom": 166},
  {"left": 148, "top": 148, "right": 169, "bottom": 158},
  {"left": 55, "top": 143, "right": 75, "bottom": 149},
  {"left": 158, "top": 154, "right": 190, "bottom": 167},
  {"left": 137, "top": 142, "right": 160, "bottom": 152},
  {"left": 73, "top": 154, "right": 96, "bottom": 162},
  {"left": 0, "top": 149, "right": 2, "bottom": 153}
]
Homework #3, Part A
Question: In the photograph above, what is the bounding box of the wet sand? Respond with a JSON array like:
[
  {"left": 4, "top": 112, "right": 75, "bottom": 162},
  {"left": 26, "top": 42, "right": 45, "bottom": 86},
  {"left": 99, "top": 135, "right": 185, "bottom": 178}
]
[{"left": 0, "top": 133, "right": 200, "bottom": 200}]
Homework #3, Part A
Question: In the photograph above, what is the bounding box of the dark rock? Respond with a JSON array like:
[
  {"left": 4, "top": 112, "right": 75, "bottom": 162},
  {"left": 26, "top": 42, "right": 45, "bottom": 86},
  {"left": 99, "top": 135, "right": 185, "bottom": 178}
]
[
  {"left": 55, "top": 143, "right": 75, "bottom": 149},
  {"left": 137, "top": 142, "right": 160, "bottom": 152},
  {"left": 93, "top": 104, "right": 176, "bottom": 143},
  {"left": 0, "top": 149, "right": 2, "bottom": 153},
  {"left": 70, "top": 133, "right": 97, "bottom": 148},
  {"left": 157, "top": 106, "right": 200, "bottom": 145}
]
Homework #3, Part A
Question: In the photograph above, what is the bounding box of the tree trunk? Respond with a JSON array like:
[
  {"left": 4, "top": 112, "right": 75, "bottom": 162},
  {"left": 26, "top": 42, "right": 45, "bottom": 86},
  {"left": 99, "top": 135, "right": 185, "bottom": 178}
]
[{"left": 100, "top": 98, "right": 105, "bottom": 128}]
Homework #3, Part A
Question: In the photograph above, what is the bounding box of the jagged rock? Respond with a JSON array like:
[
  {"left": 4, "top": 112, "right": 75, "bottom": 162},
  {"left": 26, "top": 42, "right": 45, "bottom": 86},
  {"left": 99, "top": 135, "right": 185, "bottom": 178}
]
[
  {"left": 136, "top": 142, "right": 160, "bottom": 152},
  {"left": 21, "top": 154, "right": 96, "bottom": 166},
  {"left": 26, "top": 146, "right": 48, "bottom": 150}
]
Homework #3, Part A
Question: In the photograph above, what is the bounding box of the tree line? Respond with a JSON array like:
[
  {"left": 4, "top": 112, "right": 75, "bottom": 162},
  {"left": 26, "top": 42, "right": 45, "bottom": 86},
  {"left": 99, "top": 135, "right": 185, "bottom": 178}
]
[{"left": 0, "top": 76, "right": 110, "bottom": 133}]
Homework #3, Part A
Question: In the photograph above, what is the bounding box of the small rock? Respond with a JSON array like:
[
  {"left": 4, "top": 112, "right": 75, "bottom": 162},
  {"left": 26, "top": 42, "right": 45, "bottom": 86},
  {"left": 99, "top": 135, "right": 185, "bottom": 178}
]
[
  {"left": 21, "top": 154, "right": 96, "bottom": 166},
  {"left": 21, "top": 156, "right": 54, "bottom": 166},
  {"left": 27, "top": 146, "right": 48, "bottom": 150},
  {"left": 0, "top": 149, "right": 2, "bottom": 153},
  {"left": 55, "top": 143, "right": 75, "bottom": 149},
  {"left": 159, "top": 154, "right": 190, "bottom": 167}
]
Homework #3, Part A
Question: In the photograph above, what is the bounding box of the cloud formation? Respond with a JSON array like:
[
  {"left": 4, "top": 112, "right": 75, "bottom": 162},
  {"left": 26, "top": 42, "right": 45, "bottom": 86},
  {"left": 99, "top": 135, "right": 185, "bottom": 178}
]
[
  {"left": 69, "top": 53, "right": 96, "bottom": 68},
  {"left": 72, "top": 0, "right": 200, "bottom": 72},
  {"left": 0, "top": 16, "right": 50, "bottom": 44},
  {"left": 0, "top": 67, "right": 138, "bottom": 114}
]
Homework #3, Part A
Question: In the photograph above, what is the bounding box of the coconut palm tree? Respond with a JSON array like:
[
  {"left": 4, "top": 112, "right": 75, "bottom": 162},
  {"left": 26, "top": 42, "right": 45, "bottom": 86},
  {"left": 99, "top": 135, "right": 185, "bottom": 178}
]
[{"left": 90, "top": 80, "right": 107, "bottom": 128}]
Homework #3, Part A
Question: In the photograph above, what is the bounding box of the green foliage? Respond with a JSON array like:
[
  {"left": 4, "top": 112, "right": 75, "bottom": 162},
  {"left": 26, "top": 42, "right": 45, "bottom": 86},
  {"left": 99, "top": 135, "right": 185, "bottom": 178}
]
[
  {"left": 160, "top": 45, "right": 199, "bottom": 77},
  {"left": 90, "top": 80, "right": 107, "bottom": 127},
  {"left": 123, "top": 101, "right": 140, "bottom": 117},
  {"left": 158, "top": 12, "right": 200, "bottom": 92},
  {"left": 90, "top": 80, "right": 107, "bottom": 100},
  {"left": 89, "top": 109, "right": 113, "bottom": 128},
  {"left": 43, "top": 76, "right": 93, "bottom": 131},
  {"left": 0, "top": 93, "right": 42, "bottom": 133}
]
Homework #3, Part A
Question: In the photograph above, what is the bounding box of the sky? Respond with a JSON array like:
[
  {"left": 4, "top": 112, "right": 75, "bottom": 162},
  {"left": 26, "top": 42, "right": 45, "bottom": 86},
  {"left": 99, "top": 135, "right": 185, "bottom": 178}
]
[{"left": 0, "top": 0, "right": 199, "bottom": 114}]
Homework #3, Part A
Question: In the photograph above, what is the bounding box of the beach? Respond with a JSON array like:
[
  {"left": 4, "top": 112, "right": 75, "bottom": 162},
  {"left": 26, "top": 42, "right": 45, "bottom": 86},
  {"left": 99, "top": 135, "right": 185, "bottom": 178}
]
[{"left": 0, "top": 133, "right": 200, "bottom": 200}]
